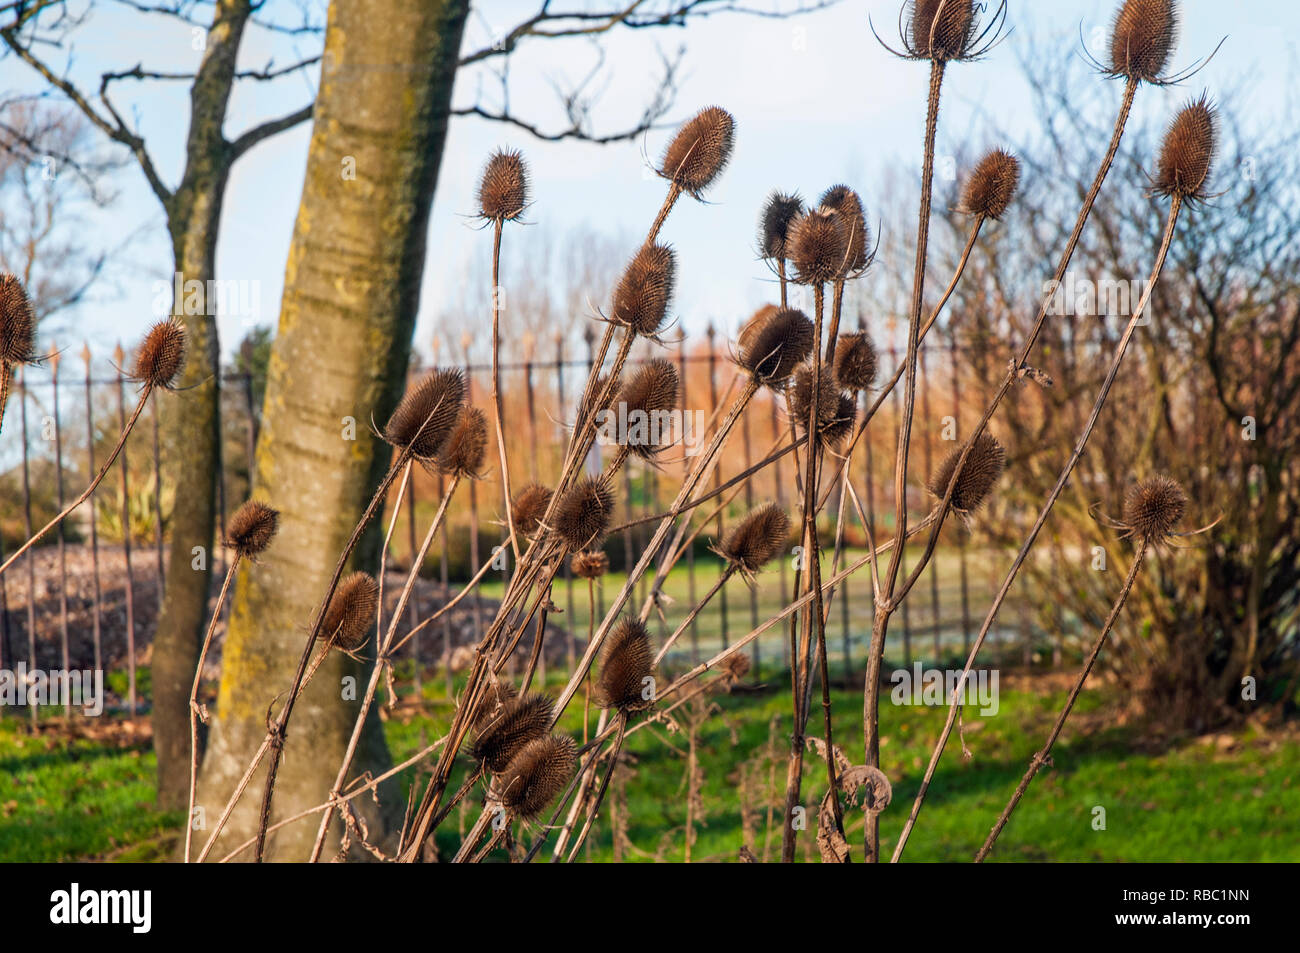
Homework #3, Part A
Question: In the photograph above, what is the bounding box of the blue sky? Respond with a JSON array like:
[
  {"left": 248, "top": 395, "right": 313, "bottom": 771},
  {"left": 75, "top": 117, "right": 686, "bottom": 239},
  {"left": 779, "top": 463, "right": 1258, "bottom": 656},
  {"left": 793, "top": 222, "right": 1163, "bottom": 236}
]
[{"left": 3, "top": 0, "right": 1297, "bottom": 361}]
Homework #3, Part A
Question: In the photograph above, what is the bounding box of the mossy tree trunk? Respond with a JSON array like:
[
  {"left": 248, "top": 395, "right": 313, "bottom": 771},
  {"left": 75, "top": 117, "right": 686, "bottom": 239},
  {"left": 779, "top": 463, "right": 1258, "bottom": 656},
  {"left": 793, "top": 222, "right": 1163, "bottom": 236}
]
[{"left": 195, "top": 0, "right": 470, "bottom": 861}]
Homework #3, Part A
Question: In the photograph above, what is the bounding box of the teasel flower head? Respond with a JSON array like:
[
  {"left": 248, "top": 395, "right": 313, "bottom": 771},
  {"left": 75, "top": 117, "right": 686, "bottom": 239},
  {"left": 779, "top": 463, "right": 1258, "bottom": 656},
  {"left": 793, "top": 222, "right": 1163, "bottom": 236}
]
[
  {"left": 758, "top": 191, "right": 804, "bottom": 261},
  {"left": 819, "top": 185, "right": 871, "bottom": 275},
  {"left": 719, "top": 503, "right": 790, "bottom": 576},
  {"left": 592, "top": 617, "right": 656, "bottom": 714},
  {"left": 959, "top": 149, "right": 1021, "bottom": 220},
  {"left": 319, "top": 571, "right": 379, "bottom": 651},
  {"left": 1109, "top": 0, "right": 1178, "bottom": 84},
  {"left": 496, "top": 734, "right": 578, "bottom": 820},
  {"left": 737, "top": 307, "right": 815, "bottom": 386},
  {"left": 477, "top": 148, "right": 530, "bottom": 222},
  {"left": 834, "top": 331, "right": 879, "bottom": 392},
  {"left": 885, "top": 0, "right": 1005, "bottom": 62},
  {"left": 787, "top": 208, "right": 850, "bottom": 286},
  {"left": 511, "top": 483, "right": 553, "bottom": 537},
  {"left": 553, "top": 475, "right": 614, "bottom": 551},
  {"left": 436, "top": 405, "right": 488, "bottom": 478},
  {"left": 927, "top": 431, "right": 1005, "bottom": 516},
  {"left": 736, "top": 305, "right": 778, "bottom": 357},
  {"left": 470, "top": 679, "right": 519, "bottom": 735},
  {"left": 571, "top": 549, "right": 609, "bottom": 580},
  {"left": 133, "top": 319, "right": 187, "bottom": 389},
  {"left": 615, "top": 358, "right": 679, "bottom": 459},
  {"left": 1122, "top": 474, "right": 1187, "bottom": 545},
  {"left": 610, "top": 244, "right": 676, "bottom": 337},
  {"left": 1153, "top": 95, "right": 1217, "bottom": 202},
  {"left": 471, "top": 692, "right": 554, "bottom": 774},
  {"left": 384, "top": 368, "right": 466, "bottom": 462},
  {"left": 789, "top": 365, "right": 856, "bottom": 445},
  {"left": 223, "top": 499, "right": 280, "bottom": 559},
  {"left": 658, "top": 106, "right": 735, "bottom": 199},
  {"left": 0, "top": 273, "right": 37, "bottom": 367}
]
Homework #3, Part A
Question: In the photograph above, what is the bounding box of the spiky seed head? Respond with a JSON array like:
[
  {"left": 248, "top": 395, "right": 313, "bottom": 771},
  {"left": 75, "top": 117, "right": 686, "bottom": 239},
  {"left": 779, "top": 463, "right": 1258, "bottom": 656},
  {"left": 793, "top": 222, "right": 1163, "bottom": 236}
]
[
  {"left": 470, "top": 680, "right": 519, "bottom": 735},
  {"left": 1154, "top": 96, "right": 1216, "bottom": 201},
  {"left": 223, "top": 499, "right": 279, "bottom": 558},
  {"left": 819, "top": 185, "right": 869, "bottom": 274},
  {"left": 554, "top": 475, "right": 614, "bottom": 550},
  {"left": 471, "top": 692, "right": 554, "bottom": 773},
  {"left": 833, "top": 332, "right": 879, "bottom": 392},
  {"left": 512, "top": 483, "right": 553, "bottom": 536},
  {"left": 720, "top": 651, "right": 751, "bottom": 682},
  {"left": 497, "top": 734, "right": 577, "bottom": 820},
  {"left": 615, "top": 359, "right": 679, "bottom": 459},
  {"left": 570, "top": 549, "right": 610, "bottom": 579},
  {"left": 758, "top": 191, "right": 804, "bottom": 260},
  {"left": 738, "top": 307, "right": 814, "bottom": 385},
  {"left": 658, "top": 106, "right": 735, "bottom": 198},
  {"left": 1109, "top": 0, "right": 1178, "bottom": 83},
  {"left": 477, "top": 148, "right": 529, "bottom": 221},
  {"left": 611, "top": 244, "right": 676, "bottom": 337},
  {"left": 133, "top": 319, "right": 187, "bottom": 389},
  {"left": 0, "top": 273, "right": 36, "bottom": 366},
  {"left": 720, "top": 503, "right": 791, "bottom": 574},
  {"left": 593, "top": 617, "right": 656, "bottom": 713},
  {"left": 736, "top": 305, "right": 779, "bottom": 358},
  {"left": 789, "top": 365, "right": 855, "bottom": 444},
  {"left": 1123, "top": 474, "right": 1186, "bottom": 544},
  {"left": 928, "top": 432, "right": 1006, "bottom": 515},
  {"left": 960, "top": 149, "right": 1021, "bottom": 220},
  {"left": 384, "top": 368, "right": 466, "bottom": 460},
  {"left": 319, "top": 571, "right": 379, "bottom": 651},
  {"left": 908, "top": 0, "right": 978, "bottom": 60},
  {"left": 787, "top": 209, "right": 850, "bottom": 286},
  {"left": 436, "top": 406, "right": 488, "bottom": 478},
  {"left": 579, "top": 374, "right": 618, "bottom": 426}
]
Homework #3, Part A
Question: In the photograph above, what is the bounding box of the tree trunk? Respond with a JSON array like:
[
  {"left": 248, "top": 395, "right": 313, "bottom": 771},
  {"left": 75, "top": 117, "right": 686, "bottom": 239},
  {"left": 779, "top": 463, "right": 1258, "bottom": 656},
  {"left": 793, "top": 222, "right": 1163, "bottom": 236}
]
[
  {"left": 152, "top": 0, "right": 250, "bottom": 809},
  {"left": 195, "top": 0, "right": 470, "bottom": 861}
]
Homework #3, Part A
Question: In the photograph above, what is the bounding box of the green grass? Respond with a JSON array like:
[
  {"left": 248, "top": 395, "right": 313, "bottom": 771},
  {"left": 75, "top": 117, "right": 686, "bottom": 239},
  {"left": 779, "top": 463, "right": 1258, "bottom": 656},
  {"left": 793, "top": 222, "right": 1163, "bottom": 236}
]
[{"left": 3, "top": 669, "right": 1294, "bottom": 863}]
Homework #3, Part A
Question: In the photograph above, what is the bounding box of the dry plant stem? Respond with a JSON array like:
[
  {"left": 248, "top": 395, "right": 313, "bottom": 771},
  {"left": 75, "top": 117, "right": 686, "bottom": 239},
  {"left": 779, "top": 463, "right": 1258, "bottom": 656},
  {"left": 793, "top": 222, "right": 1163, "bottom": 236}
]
[
  {"left": 564, "top": 715, "right": 627, "bottom": 862},
  {"left": 975, "top": 541, "right": 1150, "bottom": 862},
  {"left": 489, "top": 219, "right": 521, "bottom": 563},
  {"left": 519, "top": 586, "right": 552, "bottom": 692},
  {"left": 892, "top": 190, "right": 1182, "bottom": 863},
  {"left": 250, "top": 452, "right": 409, "bottom": 861},
  {"left": 0, "top": 385, "right": 151, "bottom": 576},
  {"left": 0, "top": 362, "right": 11, "bottom": 438},
  {"left": 451, "top": 804, "right": 497, "bottom": 863},
  {"left": 184, "top": 553, "right": 241, "bottom": 863},
  {"left": 550, "top": 707, "right": 610, "bottom": 860},
  {"left": 376, "top": 462, "right": 414, "bottom": 638},
  {"left": 863, "top": 59, "right": 945, "bottom": 864},
  {"left": 308, "top": 475, "right": 461, "bottom": 862},
  {"left": 390, "top": 539, "right": 505, "bottom": 654}
]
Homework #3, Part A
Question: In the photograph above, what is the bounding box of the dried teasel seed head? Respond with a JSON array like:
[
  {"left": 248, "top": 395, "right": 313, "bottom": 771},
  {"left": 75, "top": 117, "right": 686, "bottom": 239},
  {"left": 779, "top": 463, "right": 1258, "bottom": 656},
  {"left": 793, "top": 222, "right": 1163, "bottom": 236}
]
[
  {"left": 133, "top": 319, "right": 187, "bottom": 389},
  {"left": 959, "top": 149, "right": 1021, "bottom": 220},
  {"left": 223, "top": 499, "right": 279, "bottom": 558},
  {"left": 615, "top": 359, "right": 679, "bottom": 459},
  {"left": 511, "top": 483, "right": 553, "bottom": 537},
  {"left": 818, "top": 185, "right": 870, "bottom": 274},
  {"left": 1109, "top": 0, "right": 1178, "bottom": 84},
  {"left": 384, "top": 368, "right": 466, "bottom": 460},
  {"left": 470, "top": 680, "right": 519, "bottom": 734},
  {"left": 497, "top": 734, "right": 578, "bottom": 820},
  {"left": 908, "top": 0, "right": 978, "bottom": 61},
  {"left": 834, "top": 332, "right": 879, "bottom": 392},
  {"left": 720, "top": 651, "right": 751, "bottom": 682},
  {"left": 0, "top": 273, "right": 37, "bottom": 366},
  {"left": 570, "top": 549, "right": 610, "bottom": 580},
  {"left": 789, "top": 366, "right": 855, "bottom": 445},
  {"left": 1123, "top": 474, "right": 1187, "bottom": 544},
  {"left": 1153, "top": 96, "right": 1217, "bottom": 201},
  {"left": 658, "top": 105, "right": 735, "bottom": 198},
  {"left": 736, "top": 305, "right": 778, "bottom": 358},
  {"left": 758, "top": 191, "right": 804, "bottom": 260},
  {"left": 928, "top": 432, "right": 1006, "bottom": 515},
  {"left": 611, "top": 244, "right": 676, "bottom": 337},
  {"left": 787, "top": 209, "right": 850, "bottom": 286},
  {"left": 553, "top": 475, "right": 614, "bottom": 550},
  {"left": 592, "top": 617, "right": 655, "bottom": 713},
  {"left": 477, "top": 148, "right": 529, "bottom": 221},
  {"left": 471, "top": 692, "right": 554, "bottom": 773},
  {"left": 436, "top": 405, "right": 488, "bottom": 478},
  {"left": 319, "top": 571, "right": 379, "bottom": 651},
  {"left": 579, "top": 374, "right": 618, "bottom": 426},
  {"left": 720, "top": 503, "right": 791, "bottom": 574},
  {"left": 738, "top": 307, "right": 814, "bottom": 385}
]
